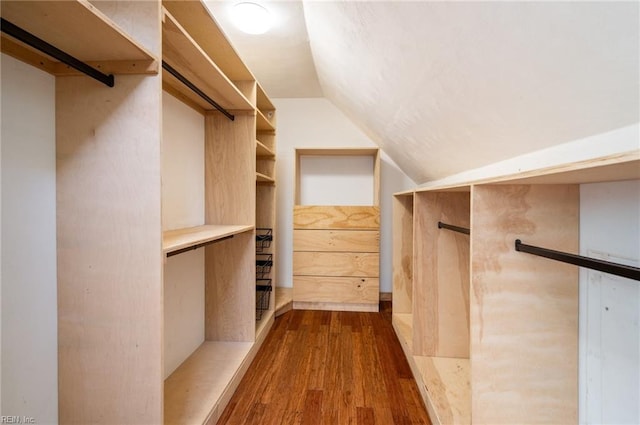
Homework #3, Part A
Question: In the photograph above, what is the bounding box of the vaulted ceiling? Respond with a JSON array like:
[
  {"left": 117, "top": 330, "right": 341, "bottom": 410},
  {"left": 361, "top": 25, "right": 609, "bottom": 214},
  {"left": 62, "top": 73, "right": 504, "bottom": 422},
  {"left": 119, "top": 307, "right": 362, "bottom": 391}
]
[{"left": 206, "top": 1, "right": 639, "bottom": 184}]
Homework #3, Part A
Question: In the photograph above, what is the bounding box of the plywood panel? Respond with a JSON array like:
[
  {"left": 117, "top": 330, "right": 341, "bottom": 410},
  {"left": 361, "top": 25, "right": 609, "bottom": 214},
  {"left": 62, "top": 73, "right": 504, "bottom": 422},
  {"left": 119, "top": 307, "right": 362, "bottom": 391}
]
[
  {"left": 471, "top": 184, "right": 579, "bottom": 424},
  {"left": 162, "top": 10, "right": 253, "bottom": 111},
  {"left": 164, "top": 341, "right": 252, "bottom": 425},
  {"left": 56, "top": 72, "right": 163, "bottom": 423},
  {"left": 293, "top": 252, "right": 379, "bottom": 277},
  {"left": 413, "top": 191, "right": 470, "bottom": 359},
  {"left": 163, "top": 224, "right": 253, "bottom": 255},
  {"left": 205, "top": 232, "right": 255, "bottom": 342},
  {"left": 205, "top": 112, "right": 255, "bottom": 225},
  {"left": 392, "top": 194, "right": 414, "bottom": 315},
  {"left": 293, "top": 276, "right": 379, "bottom": 304},
  {"left": 414, "top": 356, "right": 471, "bottom": 425},
  {"left": 293, "top": 205, "right": 380, "bottom": 229},
  {"left": 0, "top": 0, "right": 157, "bottom": 72},
  {"left": 294, "top": 229, "right": 379, "bottom": 252}
]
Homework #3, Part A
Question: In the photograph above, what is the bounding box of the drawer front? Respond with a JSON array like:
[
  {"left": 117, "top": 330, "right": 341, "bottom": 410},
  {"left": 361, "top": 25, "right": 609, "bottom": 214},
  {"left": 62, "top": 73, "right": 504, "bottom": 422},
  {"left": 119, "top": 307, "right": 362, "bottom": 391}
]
[
  {"left": 293, "top": 229, "right": 379, "bottom": 252},
  {"left": 293, "top": 252, "right": 379, "bottom": 277},
  {"left": 293, "top": 276, "right": 379, "bottom": 304},
  {"left": 293, "top": 205, "right": 379, "bottom": 229}
]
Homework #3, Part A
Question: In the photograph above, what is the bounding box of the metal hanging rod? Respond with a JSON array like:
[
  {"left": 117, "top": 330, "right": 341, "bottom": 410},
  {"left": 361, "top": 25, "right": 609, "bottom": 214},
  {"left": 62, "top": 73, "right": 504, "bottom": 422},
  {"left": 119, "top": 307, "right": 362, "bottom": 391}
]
[
  {"left": 515, "top": 240, "right": 640, "bottom": 281},
  {"left": 162, "top": 60, "right": 234, "bottom": 121},
  {"left": 438, "top": 221, "right": 470, "bottom": 235},
  {"left": 1, "top": 18, "right": 115, "bottom": 88},
  {"left": 166, "top": 235, "right": 234, "bottom": 258}
]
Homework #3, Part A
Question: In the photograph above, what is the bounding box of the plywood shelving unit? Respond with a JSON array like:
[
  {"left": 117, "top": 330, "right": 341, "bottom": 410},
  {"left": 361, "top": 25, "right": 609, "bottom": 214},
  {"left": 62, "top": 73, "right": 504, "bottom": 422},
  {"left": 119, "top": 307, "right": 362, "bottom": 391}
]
[
  {"left": 161, "top": 1, "right": 277, "bottom": 423},
  {"left": 392, "top": 152, "right": 640, "bottom": 424},
  {"left": 1, "top": 0, "right": 277, "bottom": 423}
]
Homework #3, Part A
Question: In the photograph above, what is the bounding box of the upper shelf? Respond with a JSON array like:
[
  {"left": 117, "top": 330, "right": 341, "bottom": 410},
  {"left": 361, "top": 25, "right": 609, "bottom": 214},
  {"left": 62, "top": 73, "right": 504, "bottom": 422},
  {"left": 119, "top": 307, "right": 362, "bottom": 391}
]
[
  {"left": 163, "top": 224, "right": 254, "bottom": 256},
  {"left": 161, "top": 8, "right": 253, "bottom": 112},
  {"left": 163, "top": 0, "right": 253, "bottom": 84},
  {"left": 256, "top": 140, "right": 275, "bottom": 158},
  {"left": 0, "top": 0, "right": 158, "bottom": 76},
  {"left": 413, "top": 152, "right": 640, "bottom": 194},
  {"left": 257, "top": 110, "right": 276, "bottom": 131}
]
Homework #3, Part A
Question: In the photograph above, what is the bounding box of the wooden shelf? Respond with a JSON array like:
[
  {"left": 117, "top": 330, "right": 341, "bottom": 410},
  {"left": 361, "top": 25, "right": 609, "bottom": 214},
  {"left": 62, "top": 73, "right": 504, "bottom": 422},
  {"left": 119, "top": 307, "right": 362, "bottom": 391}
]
[
  {"left": 414, "top": 356, "right": 471, "bottom": 425},
  {"left": 257, "top": 109, "right": 275, "bottom": 131},
  {"left": 257, "top": 83, "right": 275, "bottom": 111},
  {"left": 0, "top": 0, "right": 158, "bottom": 76},
  {"left": 162, "top": 8, "right": 253, "bottom": 112},
  {"left": 256, "top": 140, "right": 275, "bottom": 158},
  {"left": 163, "top": 224, "right": 253, "bottom": 256},
  {"left": 164, "top": 341, "right": 253, "bottom": 425},
  {"left": 163, "top": 0, "right": 254, "bottom": 83},
  {"left": 256, "top": 172, "right": 275, "bottom": 185}
]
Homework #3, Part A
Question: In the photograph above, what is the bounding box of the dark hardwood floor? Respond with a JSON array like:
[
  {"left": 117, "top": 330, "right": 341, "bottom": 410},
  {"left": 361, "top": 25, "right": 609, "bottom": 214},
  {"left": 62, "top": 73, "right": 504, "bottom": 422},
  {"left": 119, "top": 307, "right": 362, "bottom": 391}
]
[{"left": 217, "top": 302, "right": 432, "bottom": 425}]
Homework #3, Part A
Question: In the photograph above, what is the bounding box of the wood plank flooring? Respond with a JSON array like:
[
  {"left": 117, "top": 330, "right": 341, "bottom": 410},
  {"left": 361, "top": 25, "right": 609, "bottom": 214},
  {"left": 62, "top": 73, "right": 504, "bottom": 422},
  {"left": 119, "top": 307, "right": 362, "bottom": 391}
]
[{"left": 217, "top": 302, "right": 432, "bottom": 424}]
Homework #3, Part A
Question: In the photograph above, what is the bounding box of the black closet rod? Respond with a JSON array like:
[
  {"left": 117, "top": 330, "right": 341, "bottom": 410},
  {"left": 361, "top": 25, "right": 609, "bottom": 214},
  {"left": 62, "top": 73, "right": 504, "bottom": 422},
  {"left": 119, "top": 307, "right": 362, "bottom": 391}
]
[
  {"left": 515, "top": 239, "right": 640, "bottom": 281},
  {"left": 438, "top": 221, "right": 470, "bottom": 235},
  {"left": 162, "top": 61, "right": 235, "bottom": 121},
  {"left": 0, "top": 18, "right": 115, "bottom": 88},
  {"left": 166, "top": 235, "right": 234, "bottom": 258}
]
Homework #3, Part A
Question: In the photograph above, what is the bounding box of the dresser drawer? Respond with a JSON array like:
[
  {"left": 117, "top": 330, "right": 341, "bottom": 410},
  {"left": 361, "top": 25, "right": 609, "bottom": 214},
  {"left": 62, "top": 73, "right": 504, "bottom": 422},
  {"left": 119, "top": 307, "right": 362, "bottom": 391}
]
[
  {"left": 293, "top": 252, "right": 379, "bottom": 277},
  {"left": 293, "top": 276, "right": 379, "bottom": 304},
  {"left": 293, "top": 229, "right": 379, "bottom": 252}
]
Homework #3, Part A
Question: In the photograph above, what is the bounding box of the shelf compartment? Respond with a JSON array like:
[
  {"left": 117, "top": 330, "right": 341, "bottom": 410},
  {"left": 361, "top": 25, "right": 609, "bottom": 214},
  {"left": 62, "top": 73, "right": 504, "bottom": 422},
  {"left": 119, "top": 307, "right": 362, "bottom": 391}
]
[
  {"left": 0, "top": 0, "right": 158, "bottom": 77},
  {"left": 164, "top": 341, "right": 253, "bottom": 425},
  {"left": 414, "top": 356, "right": 471, "bottom": 425},
  {"left": 161, "top": 8, "right": 253, "bottom": 112},
  {"left": 257, "top": 109, "right": 275, "bottom": 131},
  {"left": 256, "top": 172, "right": 275, "bottom": 185},
  {"left": 163, "top": 1, "right": 253, "bottom": 84},
  {"left": 163, "top": 224, "right": 253, "bottom": 256},
  {"left": 256, "top": 84, "right": 276, "bottom": 128},
  {"left": 256, "top": 140, "right": 275, "bottom": 158}
]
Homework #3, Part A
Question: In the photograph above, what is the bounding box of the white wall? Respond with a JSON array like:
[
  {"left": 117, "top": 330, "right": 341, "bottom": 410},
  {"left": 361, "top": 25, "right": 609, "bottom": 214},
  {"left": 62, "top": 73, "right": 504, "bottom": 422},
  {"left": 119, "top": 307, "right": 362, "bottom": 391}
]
[
  {"left": 580, "top": 180, "right": 640, "bottom": 424},
  {"left": 162, "top": 92, "right": 205, "bottom": 378},
  {"left": 1, "top": 54, "right": 58, "bottom": 423},
  {"left": 274, "top": 98, "right": 416, "bottom": 292},
  {"left": 299, "top": 155, "right": 375, "bottom": 205}
]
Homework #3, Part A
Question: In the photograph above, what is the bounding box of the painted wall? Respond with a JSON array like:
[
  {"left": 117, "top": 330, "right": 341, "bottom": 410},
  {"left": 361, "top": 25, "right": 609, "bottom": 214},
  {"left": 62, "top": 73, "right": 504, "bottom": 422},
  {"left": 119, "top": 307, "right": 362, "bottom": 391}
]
[
  {"left": 273, "top": 98, "right": 416, "bottom": 292},
  {"left": 162, "top": 92, "right": 205, "bottom": 378},
  {"left": 0, "top": 53, "right": 58, "bottom": 423},
  {"left": 298, "top": 155, "right": 375, "bottom": 206},
  {"left": 580, "top": 180, "right": 640, "bottom": 424}
]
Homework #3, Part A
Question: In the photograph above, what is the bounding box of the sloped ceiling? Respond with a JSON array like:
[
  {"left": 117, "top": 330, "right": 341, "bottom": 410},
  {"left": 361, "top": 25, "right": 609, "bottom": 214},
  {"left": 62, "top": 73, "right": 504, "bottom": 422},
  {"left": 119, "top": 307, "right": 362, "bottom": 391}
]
[{"left": 207, "top": 1, "right": 639, "bottom": 184}]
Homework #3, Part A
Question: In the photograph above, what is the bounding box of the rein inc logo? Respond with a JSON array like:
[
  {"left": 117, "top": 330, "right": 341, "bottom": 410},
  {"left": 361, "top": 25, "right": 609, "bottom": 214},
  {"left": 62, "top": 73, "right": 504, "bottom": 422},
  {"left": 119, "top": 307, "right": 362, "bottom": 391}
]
[{"left": 0, "top": 417, "right": 35, "bottom": 424}]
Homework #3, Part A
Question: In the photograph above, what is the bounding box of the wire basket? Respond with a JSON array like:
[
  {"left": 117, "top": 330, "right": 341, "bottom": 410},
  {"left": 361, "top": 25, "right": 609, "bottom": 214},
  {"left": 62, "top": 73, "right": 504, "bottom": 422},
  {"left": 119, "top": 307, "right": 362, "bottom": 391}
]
[
  {"left": 256, "top": 254, "right": 273, "bottom": 279},
  {"left": 256, "top": 228, "right": 273, "bottom": 252},
  {"left": 256, "top": 281, "right": 272, "bottom": 320}
]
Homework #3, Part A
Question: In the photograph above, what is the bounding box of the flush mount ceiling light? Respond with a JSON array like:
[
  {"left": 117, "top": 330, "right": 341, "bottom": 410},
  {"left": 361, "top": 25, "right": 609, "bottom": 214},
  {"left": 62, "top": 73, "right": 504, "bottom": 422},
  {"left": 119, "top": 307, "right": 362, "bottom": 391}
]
[{"left": 232, "top": 2, "right": 272, "bottom": 35}]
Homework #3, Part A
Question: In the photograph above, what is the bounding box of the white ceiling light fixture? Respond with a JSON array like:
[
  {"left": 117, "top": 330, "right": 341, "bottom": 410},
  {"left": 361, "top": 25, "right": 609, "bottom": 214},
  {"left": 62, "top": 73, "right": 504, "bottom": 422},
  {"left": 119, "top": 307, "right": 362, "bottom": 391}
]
[{"left": 232, "top": 2, "right": 273, "bottom": 35}]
